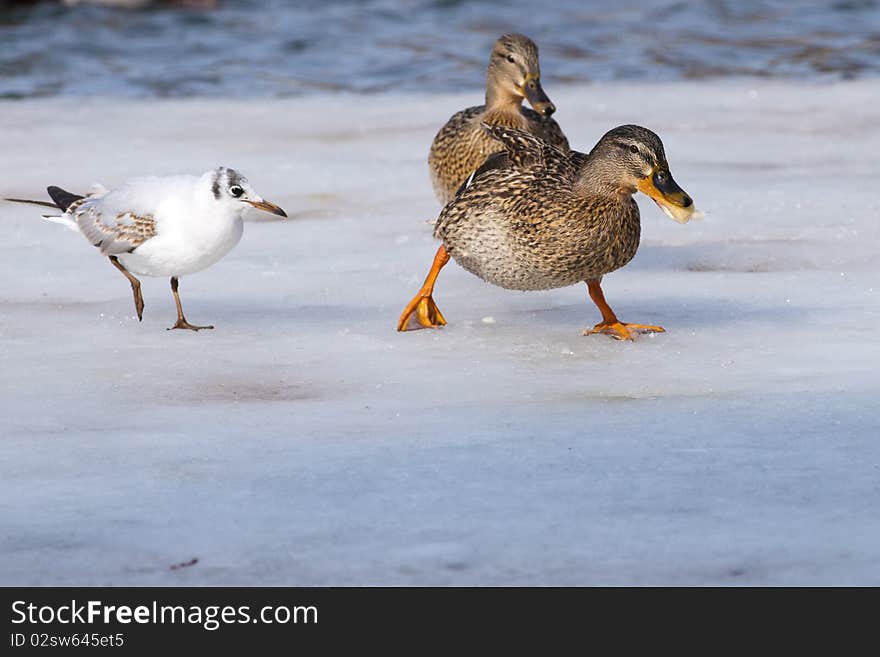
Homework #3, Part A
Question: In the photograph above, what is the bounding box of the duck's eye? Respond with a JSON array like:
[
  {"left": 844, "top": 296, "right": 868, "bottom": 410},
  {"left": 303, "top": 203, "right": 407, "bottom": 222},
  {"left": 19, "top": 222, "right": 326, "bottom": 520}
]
[
  {"left": 629, "top": 145, "right": 639, "bottom": 155},
  {"left": 229, "top": 185, "right": 243, "bottom": 198},
  {"left": 506, "top": 55, "right": 515, "bottom": 63}
]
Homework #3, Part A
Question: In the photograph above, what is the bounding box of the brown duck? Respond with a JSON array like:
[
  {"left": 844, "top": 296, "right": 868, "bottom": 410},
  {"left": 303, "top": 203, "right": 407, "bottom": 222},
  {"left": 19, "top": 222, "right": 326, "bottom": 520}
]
[
  {"left": 427, "top": 33, "right": 569, "bottom": 205},
  {"left": 398, "top": 124, "right": 699, "bottom": 340}
]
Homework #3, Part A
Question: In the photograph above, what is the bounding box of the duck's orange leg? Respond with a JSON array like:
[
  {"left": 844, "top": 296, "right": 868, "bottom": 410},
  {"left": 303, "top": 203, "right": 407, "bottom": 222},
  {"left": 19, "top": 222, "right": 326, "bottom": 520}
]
[
  {"left": 583, "top": 278, "right": 664, "bottom": 341},
  {"left": 397, "top": 246, "right": 450, "bottom": 331}
]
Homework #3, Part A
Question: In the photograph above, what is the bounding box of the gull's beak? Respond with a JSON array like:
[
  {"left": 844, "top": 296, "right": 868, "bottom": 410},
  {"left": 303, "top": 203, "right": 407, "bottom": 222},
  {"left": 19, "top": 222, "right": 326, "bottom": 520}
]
[
  {"left": 245, "top": 198, "right": 288, "bottom": 218},
  {"left": 521, "top": 73, "right": 555, "bottom": 117},
  {"left": 636, "top": 164, "right": 697, "bottom": 224}
]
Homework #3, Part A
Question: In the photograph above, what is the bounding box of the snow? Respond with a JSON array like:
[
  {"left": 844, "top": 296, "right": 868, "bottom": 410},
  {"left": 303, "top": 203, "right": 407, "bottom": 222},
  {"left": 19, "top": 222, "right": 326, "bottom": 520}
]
[{"left": 1, "top": 80, "right": 879, "bottom": 585}]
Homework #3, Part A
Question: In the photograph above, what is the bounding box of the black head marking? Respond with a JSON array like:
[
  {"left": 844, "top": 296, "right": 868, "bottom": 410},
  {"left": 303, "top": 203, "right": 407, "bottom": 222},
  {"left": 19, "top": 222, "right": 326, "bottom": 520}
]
[
  {"left": 211, "top": 167, "right": 246, "bottom": 199},
  {"left": 225, "top": 168, "right": 245, "bottom": 188},
  {"left": 211, "top": 169, "right": 222, "bottom": 200}
]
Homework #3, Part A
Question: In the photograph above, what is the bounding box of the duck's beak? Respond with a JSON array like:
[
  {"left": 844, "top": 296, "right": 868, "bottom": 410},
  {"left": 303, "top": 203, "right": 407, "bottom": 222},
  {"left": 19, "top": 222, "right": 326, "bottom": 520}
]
[
  {"left": 636, "top": 164, "right": 696, "bottom": 224},
  {"left": 521, "top": 73, "right": 555, "bottom": 117},
  {"left": 245, "top": 198, "right": 288, "bottom": 218}
]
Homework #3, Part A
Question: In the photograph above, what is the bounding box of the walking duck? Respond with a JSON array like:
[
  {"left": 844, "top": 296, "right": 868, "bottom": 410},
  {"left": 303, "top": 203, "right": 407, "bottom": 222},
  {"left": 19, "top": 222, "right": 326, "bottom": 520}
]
[
  {"left": 398, "top": 124, "right": 699, "bottom": 340},
  {"left": 428, "top": 33, "right": 569, "bottom": 205}
]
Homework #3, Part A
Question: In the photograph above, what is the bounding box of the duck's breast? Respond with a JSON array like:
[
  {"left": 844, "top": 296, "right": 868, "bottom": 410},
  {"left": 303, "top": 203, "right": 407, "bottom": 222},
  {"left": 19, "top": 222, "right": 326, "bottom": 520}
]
[{"left": 440, "top": 187, "right": 641, "bottom": 291}]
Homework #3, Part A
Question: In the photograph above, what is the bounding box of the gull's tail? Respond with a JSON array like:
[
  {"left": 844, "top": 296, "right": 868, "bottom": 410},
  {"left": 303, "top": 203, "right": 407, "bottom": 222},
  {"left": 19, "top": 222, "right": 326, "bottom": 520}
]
[
  {"left": 4, "top": 186, "right": 85, "bottom": 232},
  {"left": 46, "top": 186, "right": 84, "bottom": 212},
  {"left": 3, "top": 197, "right": 58, "bottom": 209}
]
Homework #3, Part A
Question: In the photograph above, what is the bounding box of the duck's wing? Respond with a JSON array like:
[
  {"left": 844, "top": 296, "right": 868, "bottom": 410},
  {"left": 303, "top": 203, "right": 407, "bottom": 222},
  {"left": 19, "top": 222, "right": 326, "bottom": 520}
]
[
  {"left": 569, "top": 150, "right": 589, "bottom": 169},
  {"left": 479, "top": 123, "right": 557, "bottom": 169},
  {"left": 541, "top": 117, "right": 570, "bottom": 153},
  {"left": 453, "top": 150, "right": 511, "bottom": 197},
  {"left": 520, "top": 108, "right": 570, "bottom": 153},
  {"left": 450, "top": 124, "right": 558, "bottom": 197},
  {"left": 476, "top": 123, "right": 584, "bottom": 183}
]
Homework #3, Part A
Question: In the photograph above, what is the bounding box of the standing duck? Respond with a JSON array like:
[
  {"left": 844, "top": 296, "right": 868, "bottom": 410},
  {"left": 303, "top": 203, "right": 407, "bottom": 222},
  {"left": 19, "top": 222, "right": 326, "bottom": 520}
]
[
  {"left": 428, "top": 33, "right": 569, "bottom": 205},
  {"left": 398, "top": 124, "right": 699, "bottom": 340}
]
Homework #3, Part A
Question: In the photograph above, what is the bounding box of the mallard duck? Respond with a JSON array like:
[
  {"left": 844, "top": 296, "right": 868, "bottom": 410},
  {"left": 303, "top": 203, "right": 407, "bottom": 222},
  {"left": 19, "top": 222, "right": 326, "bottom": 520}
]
[
  {"left": 398, "top": 124, "right": 698, "bottom": 340},
  {"left": 428, "top": 33, "right": 569, "bottom": 205}
]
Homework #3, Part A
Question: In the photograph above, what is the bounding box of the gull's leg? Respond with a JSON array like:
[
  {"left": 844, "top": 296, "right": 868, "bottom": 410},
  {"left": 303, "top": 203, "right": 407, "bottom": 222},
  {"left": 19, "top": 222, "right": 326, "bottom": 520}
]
[
  {"left": 108, "top": 256, "right": 144, "bottom": 321},
  {"left": 167, "top": 276, "right": 213, "bottom": 331},
  {"left": 583, "top": 278, "right": 664, "bottom": 341},
  {"left": 397, "top": 245, "right": 450, "bottom": 331}
]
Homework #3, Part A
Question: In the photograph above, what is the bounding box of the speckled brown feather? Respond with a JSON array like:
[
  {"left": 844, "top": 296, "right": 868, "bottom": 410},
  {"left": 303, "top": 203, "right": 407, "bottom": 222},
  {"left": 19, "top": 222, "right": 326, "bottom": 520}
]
[
  {"left": 428, "top": 104, "right": 569, "bottom": 205},
  {"left": 434, "top": 125, "right": 641, "bottom": 291},
  {"left": 74, "top": 203, "right": 158, "bottom": 255}
]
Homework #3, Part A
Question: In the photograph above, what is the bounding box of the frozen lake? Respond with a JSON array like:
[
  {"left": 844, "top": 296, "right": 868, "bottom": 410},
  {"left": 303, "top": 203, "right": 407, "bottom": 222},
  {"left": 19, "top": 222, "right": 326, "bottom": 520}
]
[
  {"left": 3, "top": 0, "right": 880, "bottom": 98},
  {"left": 1, "top": 79, "right": 878, "bottom": 585}
]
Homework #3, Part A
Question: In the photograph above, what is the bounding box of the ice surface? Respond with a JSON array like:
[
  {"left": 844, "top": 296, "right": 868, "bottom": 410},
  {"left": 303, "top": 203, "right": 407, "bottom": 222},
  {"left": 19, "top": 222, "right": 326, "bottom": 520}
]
[{"left": 1, "top": 80, "right": 879, "bottom": 585}]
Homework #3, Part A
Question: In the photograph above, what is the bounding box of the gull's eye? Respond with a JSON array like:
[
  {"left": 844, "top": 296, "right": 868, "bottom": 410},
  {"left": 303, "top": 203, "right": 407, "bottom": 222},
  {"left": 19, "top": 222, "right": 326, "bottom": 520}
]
[
  {"left": 229, "top": 185, "right": 244, "bottom": 198},
  {"left": 506, "top": 55, "right": 515, "bottom": 63}
]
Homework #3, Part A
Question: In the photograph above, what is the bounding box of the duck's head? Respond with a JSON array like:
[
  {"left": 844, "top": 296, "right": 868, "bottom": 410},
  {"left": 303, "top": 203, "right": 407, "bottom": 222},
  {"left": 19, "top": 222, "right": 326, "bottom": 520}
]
[
  {"left": 486, "top": 34, "right": 555, "bottom": 117},
  {"left": 207, "top": 167, "right": 287, "bottom": 218},
  {"left": 588, "top": 125, "right": 698, "bottom": 224}
]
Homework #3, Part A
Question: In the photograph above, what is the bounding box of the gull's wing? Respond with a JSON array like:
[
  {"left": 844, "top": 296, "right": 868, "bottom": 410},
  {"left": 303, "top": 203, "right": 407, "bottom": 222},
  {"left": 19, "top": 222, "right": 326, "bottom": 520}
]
[{"left": 71, "top": 194, "right": 158, "bottom": 255}]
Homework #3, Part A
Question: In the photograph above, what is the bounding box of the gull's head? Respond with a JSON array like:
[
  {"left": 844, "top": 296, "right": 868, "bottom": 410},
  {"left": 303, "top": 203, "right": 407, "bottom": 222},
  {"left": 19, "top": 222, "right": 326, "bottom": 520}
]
[
  {"left": 589, "top": 125, "right": 700, "bottom": 224},
  {"left": 208, "top": 167, "right": 287, "bottom": 218}
]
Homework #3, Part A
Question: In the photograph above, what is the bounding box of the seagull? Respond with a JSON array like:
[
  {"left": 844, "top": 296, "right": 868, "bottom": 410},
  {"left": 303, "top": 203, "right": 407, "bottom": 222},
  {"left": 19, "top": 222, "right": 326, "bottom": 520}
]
[{"left": 6, "top": 167, "right": 286, "bottom": 331}]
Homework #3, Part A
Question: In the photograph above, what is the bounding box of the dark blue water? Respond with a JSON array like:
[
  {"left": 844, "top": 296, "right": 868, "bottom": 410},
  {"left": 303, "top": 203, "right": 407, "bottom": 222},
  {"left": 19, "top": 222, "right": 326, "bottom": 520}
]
[{"left": 1, "top": 0, "right": 878, "bottom": 98}]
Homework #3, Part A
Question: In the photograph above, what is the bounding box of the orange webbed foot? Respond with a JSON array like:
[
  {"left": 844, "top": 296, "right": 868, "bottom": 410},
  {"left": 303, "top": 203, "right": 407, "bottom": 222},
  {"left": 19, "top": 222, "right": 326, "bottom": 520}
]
[
  {"left": 397, "top": 294, "right": 447, "bottom": 331},
  {"left": 584, "top": 321, "right": 665, "bottom": 341},
  {"left": 397, "top": 246, "right": 451, "bottom": 332}
]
